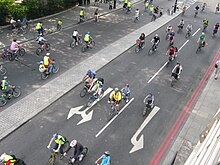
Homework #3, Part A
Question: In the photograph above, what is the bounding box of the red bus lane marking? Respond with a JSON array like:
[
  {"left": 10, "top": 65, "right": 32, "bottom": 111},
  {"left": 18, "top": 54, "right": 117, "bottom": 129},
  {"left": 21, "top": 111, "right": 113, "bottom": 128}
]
[{"left": 148, "top": 49, "right": 220, "bottom": 165}]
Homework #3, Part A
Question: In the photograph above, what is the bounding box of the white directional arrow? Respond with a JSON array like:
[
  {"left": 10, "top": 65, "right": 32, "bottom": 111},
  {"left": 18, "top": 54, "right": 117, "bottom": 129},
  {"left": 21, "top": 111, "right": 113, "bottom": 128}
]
[
  {"left": 129, "top": 106, "right": 160, "bottom": 154},
  {"left": 67, "top": 87, "right": 113, "bottom": 125}
]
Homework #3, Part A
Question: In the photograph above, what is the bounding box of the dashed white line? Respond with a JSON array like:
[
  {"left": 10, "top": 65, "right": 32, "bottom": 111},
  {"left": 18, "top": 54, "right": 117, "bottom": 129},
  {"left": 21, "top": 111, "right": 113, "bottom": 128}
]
[
  {"left": 96, "top": 98, "right": 134, "bottom": 137},
  {"left": 147, "top": 62, "right": 168, "bottom": 83},
  {"left": 192, "top": 28, "right": 201, "bottom": 36},
  {"left": 178, "top": 40, "right": 189, "bottom": 51}
]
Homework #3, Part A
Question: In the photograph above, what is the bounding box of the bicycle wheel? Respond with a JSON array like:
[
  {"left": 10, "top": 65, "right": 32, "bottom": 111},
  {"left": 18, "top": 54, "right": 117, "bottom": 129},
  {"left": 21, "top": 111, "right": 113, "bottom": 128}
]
[
  {"left": 143, "top": 107, "right": 147, "bottom": 116},
  {"left": 148, "top": 48, "right": 153, "bottom": 55},
  {"left": 46, "top": 154, "right": 55, "bottom": 165},
  {"left": 171, "top": 77, "right": 175, "bottom": 87},
  {"left": 81, "top": 45, "right": 86, "bottom": 52},
  {"left": 18, "top": 48, "right": 25, "bottom": 57},
  {"left": 70, "top": 40, "right": 76, "bottom": 48},
  {"left": 0, "top": 66, "right": 7, "bottom": 75},
  {"left": 52, "top": 63, "right": 59, "bottom": 74},
  {"left": 90, "top": 41, "right": 95, "bottom": 48},
  {"left": 80, "top": 87, "right": 87, "bottom": 97},
  {"left": 107, "top": 108, "right": 115, "bottom": 121},
  {"left": 63, "top": 141, "right": 70, "bottom": 152},
  {"left": 45, "top": 43, "right": 50, "bottom": 51},
  {"left": 8, "top": 53, "right": 15, "bottom": 61},
  {"left": 87, "top": 97, "right": 93, "bottom": 107},
  {"left": 41, "top": 73, "right": 49, "bottom": 80},
  {"left": 0, "top": 96, "right": 7, "bottom": 107},
  {"left": 36, "top": 48, "right": 42, "bottom": 55},
  {"left": 135, "top": 45, "right": 140, "bottom": 53},
  {"left": 13, "top": 87, "right": 21, "bottom": 98},
  {"left": 196, "top": 46, "right": 201, "bottom": 54},
  {"left": 78, "top": 37, "right": 83, "bottom": 45}
]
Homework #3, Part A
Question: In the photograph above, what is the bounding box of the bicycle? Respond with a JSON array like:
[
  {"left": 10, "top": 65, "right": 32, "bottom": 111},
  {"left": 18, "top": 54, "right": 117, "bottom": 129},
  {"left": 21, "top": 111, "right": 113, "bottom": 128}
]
[
  {"left": 80, "top": 82, "right": 90, "bottom": 97},
  {"left": 151, "top": 14, "right": 157, "bottom": 22},
  {"left": 135, "top": 39, "right": 145, "bottom": 53},
  {"left": 148, "top": 42, "right": 158, "bottom": 55},
  {"left": 185, "top": 30, "right": 191, "bottom": 39},
  {"left": 166, "top": 54, "right": 175, "bottom": 67},
  {"left": 46, "top": 140, "right": 70, "bottom": 165},
  {"left": 196, "top": 42, "right": 204, "bottom": 54},
  {"left": 0, "top": 86, "right": 21, "bottom": 107},
  {"left": 87, "top": 89, "right": 104, "bottom": 107},
  {"left": 171, "top": 73, "right": 178, "bottom": 87},
  {"left": 70, "top": 35, "right": 83, "bottom": 48},
  {"left": 0, "top": 65, "right": 7, "bottom": 76},
  {"left": 107, "top": 101, "right": 119, "bottom": 121},
  {"left": 194, "top": 10, "right": 198, "bottom": 17},
  {"left": 8, "top": 47, "right": 25, "bottom": 61},
  {"left": 65, "top": 147, "right": 88, "bottom": 164},
  {"left": 177, "top": 25, "right": 183, "bottom": 34},
  {"left": 202, "top": 24, "right": 208, "bottom": 32},
  {"left": 81, "top": 40, "right": 95, "bottom": 52},
  {"left": 36, "top": 42, "right": 50, "bottom": 55},
  {"left": 40, "top": 60, "right": 59, "bottom": 80},
  {"left": 212, "top": 29, "right": 218, "bottom": 38},
  {"left": 134, "top": 16, "right": 139, "bottom": 23}
]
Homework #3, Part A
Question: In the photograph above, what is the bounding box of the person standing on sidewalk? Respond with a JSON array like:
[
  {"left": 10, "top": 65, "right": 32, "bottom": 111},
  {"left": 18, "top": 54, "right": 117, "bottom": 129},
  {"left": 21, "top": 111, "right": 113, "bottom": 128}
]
[
  {"left": 79, "top": 9, "right": 85, "bottom": 22},
  {"left": 123, "top": 0, "right": 128, "bottom": 9},
  {"left": 214, "top": 59, "right": 220, "bottom": 80},
  {"left": 144, "top": 1, "right": 149, "bottom": 12}
]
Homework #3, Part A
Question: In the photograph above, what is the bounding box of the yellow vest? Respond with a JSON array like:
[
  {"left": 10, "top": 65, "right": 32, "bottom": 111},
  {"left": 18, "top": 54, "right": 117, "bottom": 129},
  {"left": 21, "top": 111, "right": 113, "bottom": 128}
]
[
  {"left": 36, "top": 23, "right": 41, "bottom": 29},
  {"left": 80, "top": 10, "right": 84, "bottom": 16},
  {"left": 127, "top": 2, "right": 131, "bottom": 7},
  {"left": 58, "top": 20, "right": 62, "bottom": 25},
  {"left": 145, "top": 2, "right": 149, "bottom": 7},
  {"left": 1, "top": 80, "right": 6, "bottom": 89},
  {"left": 43, "top": 56, "right": 49, "bottom": 66},
  {"left": 84, "top": 34, "right": 90, "bottom": 42},
  {"left": 4, "top": 155, "right": 16, "bottom": 164},
  {"left": 124, "top": 0, "right": 128, "bottom": 3},
  {"left": 54, "top": 135, "right": 65, "bottom": 144},
  {"left": 150, "top": 6, "right": 154, "bottom": 11}
]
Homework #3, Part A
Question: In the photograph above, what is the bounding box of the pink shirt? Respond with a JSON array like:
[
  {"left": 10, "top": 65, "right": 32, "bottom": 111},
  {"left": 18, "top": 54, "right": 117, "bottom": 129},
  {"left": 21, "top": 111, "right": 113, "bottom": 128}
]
[{"left": 10, "top": 41, "right": 18, "bottom": 51}]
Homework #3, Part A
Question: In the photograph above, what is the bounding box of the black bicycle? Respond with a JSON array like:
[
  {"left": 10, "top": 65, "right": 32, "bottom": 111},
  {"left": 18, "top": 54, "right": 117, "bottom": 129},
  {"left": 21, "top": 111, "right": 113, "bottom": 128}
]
[
  {"left": 0, "top": 86, "right": 21, "bottom": 107},
  {"left": 8, "top": 47, "right": 25, "bottom": 61},
  {"left": 36, "top": 42, "right": 50, "bottom": 55},
  {"left": 196, "top": 42, "right": 203, "bottom": 54},
  {"left": 65, "top": 147, "right": 88, "bottom": 164},
  {"left": 70, "top": 35, "right": 83, "bottom": 48},
  {"left": 171, "top": 72, "right": 178, "bottom": 87},
  {"left": 148, "top": 43, "right": 158, "bottom": 55},
  {"left": 107, "top": 102, "right": 119, "bottom": 121},
  {"left": 87, "top": 89, "right": 104, "bottom": 107},
  {"left": 80, "top": 83, "right": 90, "bottom": 97},
  {"left": 185, "top": 30, "right": 191, "bottom": 39},
  {"left": 143, "top": 103, "right": 154, "bottom": 116}
]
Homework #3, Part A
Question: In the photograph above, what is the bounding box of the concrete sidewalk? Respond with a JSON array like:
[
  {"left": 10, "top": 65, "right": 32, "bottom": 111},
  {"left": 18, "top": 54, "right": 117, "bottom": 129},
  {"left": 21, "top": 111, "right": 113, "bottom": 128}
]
[
  {"left": 162, "top": 49, "right": 220, "bottom": 165},
  {"left": 0, "top": 0, "right": 137, "bottom": 48}
]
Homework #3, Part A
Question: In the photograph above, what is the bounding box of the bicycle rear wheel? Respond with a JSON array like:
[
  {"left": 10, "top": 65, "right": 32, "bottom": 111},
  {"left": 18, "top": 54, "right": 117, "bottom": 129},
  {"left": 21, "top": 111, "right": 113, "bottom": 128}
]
[
  {"left": 171, "top": 77, "right": 175, "bottom": 87},
  {"left": 52, "top": 63, "right": 59, "bottom": 74},
  {"left": 0, "top": 66, "right": 7, "bottom": 75},
  {"left": 36, "top": 48, "right": 42, "bottom": 55},
  {"left": 196, "top": 46, "right": 201, "bottom": 54},
  {"left": 45, "top": 43, "right": 50, "bottom": 51},
  {"left": 107, "top": 108, "right": 116, "bottom": 121},
  {"left": 70, "top": 40, "right": 76, "bottom": 48},
  {"left": 18, "top": 48, "right": 25, "bottom": 57},
  {"left": 80, "top": 87, "right": 88, "bottom": 97},
  {"left": 0, "top": 96, "right": 7, "bottom": 107},
  {"left": 148, "top": 48, "right": 153, "bottom": 55},
  {"left": 13, "top": 87, "right": 21, "bottom": 98},
  {"left": 46, "top": 154, "right": 55, "bottom": 165},
  {"left": 135, "top": 45, "right": 140, "bottom": 53}
]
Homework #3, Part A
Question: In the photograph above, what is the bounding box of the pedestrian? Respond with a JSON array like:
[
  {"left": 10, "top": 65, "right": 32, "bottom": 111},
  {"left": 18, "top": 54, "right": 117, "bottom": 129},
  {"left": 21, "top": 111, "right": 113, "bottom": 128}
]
[
  {"left": 109, "top": 0, "right": 113, "bottom": 9},
  {"left": 214, "top": 59, "right": 220, "bottom": 80},
  {"left": 159, "top": 7, "right": 163, "bottom": 16},
  {"left": 149, "top": 5, "right": 154, "bottom": 15},
  {"left": 57, "top": 20, "right": 62, "bottom": 31},
  {"left": 113, "top": 0, "right": 116, "bottom": 9},
  {"left": 145, "top": 1, "right": 149, "bottom": 12}
]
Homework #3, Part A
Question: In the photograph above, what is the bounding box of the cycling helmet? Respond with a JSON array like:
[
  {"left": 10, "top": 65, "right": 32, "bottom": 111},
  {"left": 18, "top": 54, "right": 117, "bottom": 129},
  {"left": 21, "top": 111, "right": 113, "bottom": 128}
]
[
  {"left": 3, "top": 76, "right": 7, "bottom": 80},
  {"left": 125, "top": 84, "right": 129, "bottom": 87},
  {"left": 70, "top": 140, "right": 77, "bottom": 147},
  {"left": 46, "top": 53, "right": 50, "bottom": 56},
  {"left": 87, "top": 69, "right": 92, "bottom": 74},
  {"left": 86, "top": 32, "right": 91, "bottom": 35},
  {"left": 93, "top": 71, "right": 96, "bottom": 77},
  {"left": 115, "top": 88, "right": 119, "bottom": 91},
  {"left": 17, "top": 19, "right": 21, "bottom": 22},
  {"left": 104, "top": 151, "right": 110, "bottom": 155},
  {"left": 53, "top": 133, "right": 58, "bottom": 139},
  {"left": 40, "top": 61, "right": 43, "bottom": 64},
  {"left": 155, "top": 34, "right": 158, "bottom": 37}
]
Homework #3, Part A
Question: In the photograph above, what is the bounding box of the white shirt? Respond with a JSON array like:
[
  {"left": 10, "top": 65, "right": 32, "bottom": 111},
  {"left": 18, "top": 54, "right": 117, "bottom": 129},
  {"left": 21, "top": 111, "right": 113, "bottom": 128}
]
[
  {"left": 37, "top": 36, "right": 46, "bottom": 42},
  {"left": 186, "top": 24, "right": 192, "bottom": 31},
  {"left": 135, "top": 10, "right": 140, "bottom": 17},
  {"left": 10, "top": 19, "right": 16, "bottom": 24},
  {"left": 216, "top": 60, "right": 220, "bottom": 67},
  {"left": 72, "top": 31, "right": 79, "bottom": 37}
]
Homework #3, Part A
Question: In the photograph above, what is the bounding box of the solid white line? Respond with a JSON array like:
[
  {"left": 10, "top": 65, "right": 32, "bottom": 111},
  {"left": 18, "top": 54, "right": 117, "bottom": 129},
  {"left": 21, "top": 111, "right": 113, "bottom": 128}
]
[
  {"left": 96, "top": 97, "right": 134, "bottom": 138},
  {"left": 178, "top": 40, "right": 189, "bottom": 51},
  {"left": 147, "top": 62, "right": 168, "bottom": 83},
  {"left": 192, "top": 28, "right": 201, "bottom": 36}
]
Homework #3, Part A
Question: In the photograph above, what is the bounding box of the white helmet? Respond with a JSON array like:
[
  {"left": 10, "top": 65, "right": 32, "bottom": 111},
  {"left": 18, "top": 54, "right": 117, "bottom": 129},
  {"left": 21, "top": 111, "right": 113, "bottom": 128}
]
[
  {"left": 114, "top": 88, "right": 119, "bottom": 91},
  {"left": 3, "top": 76, "right": 7, "bottom": 80},
  {"left": 155, "top": 34, "right": 158, "bottom": 37},
  {"left": 46, "top": 53, "right": 50, "bottom": 56},
  {"left": 40, "top": 61, "right": 43, "bottom": 64},
  {"left": 70, "top": 140, "right": 77, "bottom": 147}
]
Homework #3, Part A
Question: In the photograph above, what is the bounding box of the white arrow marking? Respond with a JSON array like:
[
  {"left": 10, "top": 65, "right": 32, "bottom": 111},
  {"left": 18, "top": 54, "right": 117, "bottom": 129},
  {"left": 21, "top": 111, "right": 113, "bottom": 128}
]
[
  {"left": 129, "top": 106, "right": 160, "bottom": 154},
  {"left": 67, "top": 87, "right": 113, "bottom": 125},
  {"left": 96, "top": 98, "right": 134, "bottom": 138}
]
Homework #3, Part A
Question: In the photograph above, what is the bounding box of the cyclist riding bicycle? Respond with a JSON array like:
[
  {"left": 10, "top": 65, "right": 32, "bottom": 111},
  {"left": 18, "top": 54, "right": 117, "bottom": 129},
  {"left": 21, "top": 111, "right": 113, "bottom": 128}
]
[
  {"left": 79, "top": 9, "right": 84, "bottom": 21},
  {"left": 138, "top": 33, "right": 145, "bottom": 48},
  {"left": 151, "top": 34, "right": 160, "bottom": 50},
  {"left": 182, "top": 4, "right": 186, "bottom": 12},
  {"left": 214, "top": 59, "right": 220, "bottom": 80},
  {"left": 43, "top": 53, "right": 54, "bottom": 73},
  {"left": 127, "top": 1, "right": 131, "bottom": 12},
  {"left": 186, "top": 24, "right": 193, "bottom": 33},
  {"left": 64, "top": 140, "right": 84, "bottom": 164},
  {"left": 108, "top": 88, "right": 122, "bottom": 111},
  {"left": 168, "top": 30, "right": 175, "bottom": 45},
  {"left": 84, "top": 32, "right": 94, "bottom": 46},
  {"left": 72, "top": 29, "right": 80, "bottom": 45},
  {"left": 216, "top": 3, "right": 220, "bottom": 12},
  {"left": 36, "top": 34, "right": 46, "bottom": 48},
  {"left": 1, "top": 76, "right": 13, "bottom": 99},
  {"left": 10, "top": 39, "right": 19, "bottom": 54},
  {"left": 143, "top": 93, "right": 154, "bottom": 108},
  {"left": 172, "top": 62, "right": 183, "bottom": 80},
  {"left": 47, "top": 133, "right": 66, "bottom": 155},
  {"left": 82, "top": 69, "right": 96, "bottom": 88},
  {"left": 178, "top": 19, "right": 184, "bottom": 29},
  {"left": 95, "top": 151, "right": 111, "bottom": 165},
  {"left": 88, "top": 77, "right": 104, "bottom": 97},
  {"left": 166, "top": 45, "right": 177, "bottom": 59},
  {"left": 166, "top": 25, "right": 173, "bottom": 39},
  {"left": 213, "top": 23, "right": 219, "bottom": 34},
  {"left": 135, "top": 9, "right": 140, "bottom": 20},
  {"left": 203, "top": 18, "right": 209, "bottom": 30},
  {"left": 198, "top": 32, "right": 206, "bottom": 47},
  {"left": 121, "top": 84, "right": 130, "bottom": 103}
]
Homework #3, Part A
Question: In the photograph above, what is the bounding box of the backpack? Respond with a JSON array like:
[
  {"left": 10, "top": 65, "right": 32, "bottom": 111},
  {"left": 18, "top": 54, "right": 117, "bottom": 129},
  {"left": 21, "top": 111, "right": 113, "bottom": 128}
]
[
  {"left": 98, "top": 77, "right": 104, "bottom": 84},
  {"left": 11, "top": 155, "right": 17, "bottom": 160}
]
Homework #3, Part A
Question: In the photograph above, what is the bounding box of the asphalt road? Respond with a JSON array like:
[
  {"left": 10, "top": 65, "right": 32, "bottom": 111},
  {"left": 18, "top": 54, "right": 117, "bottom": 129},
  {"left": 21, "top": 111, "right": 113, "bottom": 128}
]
[
  {"left": 0, "top": 1, "right": 220, "bottom": 165},
  {"left": 0, "top": 0, "right": 179, "bottom": 111}
]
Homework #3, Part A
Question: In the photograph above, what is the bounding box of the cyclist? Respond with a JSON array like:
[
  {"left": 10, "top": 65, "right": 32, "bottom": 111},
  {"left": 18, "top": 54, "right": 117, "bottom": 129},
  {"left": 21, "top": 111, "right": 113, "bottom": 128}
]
[
  {"left": 127, "top": 1, "right": 131, "bottom": 13},
  {"left": 84, "top": 32, "right": 94, "bottom": 47},
  {"left": 178, "top": 19, "right": 184, "bottom": 29},
  {"left": 135, "top": 9, "right": 140, "bottom": 21},
  {"left": 82, "top": 69, "right": 96, "bottom": 88},
  {"left": 57, "top": 20, "right": 63, "bottom": 30},
  {"left": 172, "top": 62, "right": 183, "bottom": 80},
  {"left": 138, "top": 33, "right": 145, "bottom": 48},
  {"left": 151, "top": 34, "right": 160, "bottom": 50},
  {"left": 88, "top": 77, "right": 104, "bottom": 98},
  {"left": 10, "top": 17, "right": 16, "bottom": 29},
  {"left": 1, "top": 76, "right": 13, "bottom": 99},
  {"left": 43, "top": 53, "right": 54, "bottom": 73},
  {"left": 123, "top": 0, "right": 128, "bottom": 9},
  {"left": 36, "top": 34, "right": 47, "bottom": 48},
  {"left": 143, "top": 93, "right": 154, "bottom": 108},
  {"left": 0, "top": 153, "right": 16, "bottom": 165},
  {"left": 201, "top": 3, "right": 206, "bottom": 11},
  {"left": 108, "top": 88, "right": 122, "bottom": 112},
  {"left": 216, "top": 3, "right": 220, "bottom": 13},
  {"left": 203, "top": 18, "right": 209, "bottom": 31},
  {"left": 186, "top": 24, "right": 193, "bottom": 33},
  {"left": 64, "top": 140, "right": 84, "bottom": 163},
  {"left": 166, "top": 45, "right": 177, "bottom": 59},
  {"left": 47, "top": 133, "right": 66, "bottom": 155},
  {"left": 22, "top": 17, "right": 28, "bottom": 26},
  {"left": 166, "top": 25, "right": 173, "bottom": 39},
  {"left": 121, "top": 84, "right": 130, "bottom": 103},
  {"left": 182, "top": 4, "right": 186, "bottom": 15},
  {"left": 197, "top": 32, "right": 206, "bottom": 47},
  {"left": 213, "top": 23, "right": 219, "bottom": 35},
  {"left": 168, "top": 30, "right": 175, "bottom": 45},
  {"left": 94, "top": 9, "right": 100, "bottom": 22},
  {"left": 95, "top": 151, "right": 111, "bottom": 165},
  {"left": 72, "top": 29, "right": 80, "bottom": 45},
  {"left": 214, "top": 59, "right": 220, "bottom": 80},
  {"left": 144, "top": 0, "right": 149, "bottom": 12},
  {"left": 36, "top": 22, "right": 43, "bottom": 35},
  {"left": 10, "top": 39, "right": 19, "bottom": 53},
  {"left": 79, "top": 9, "right": 84, "bottom": 22}
]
